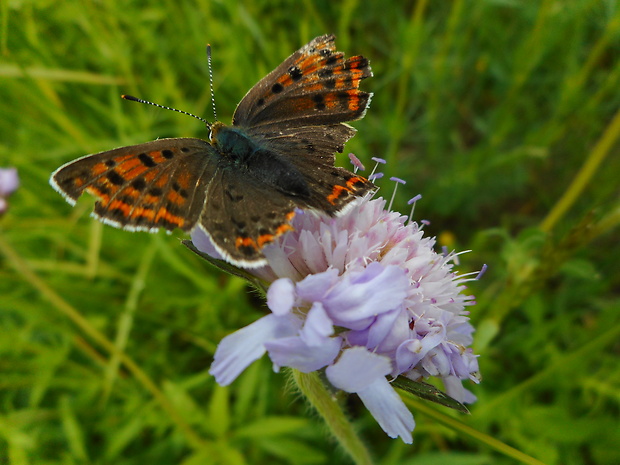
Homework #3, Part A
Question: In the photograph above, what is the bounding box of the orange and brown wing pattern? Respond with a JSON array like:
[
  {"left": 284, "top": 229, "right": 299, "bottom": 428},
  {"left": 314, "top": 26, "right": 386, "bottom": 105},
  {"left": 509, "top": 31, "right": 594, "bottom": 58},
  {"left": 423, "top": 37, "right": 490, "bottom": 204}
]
[
  {"left": 199, "top": 169, "right": 299, "bottom": 267},
  {"left": 231, "top": 35, "right": 375, "bottom": 216},
  {"left": 233, "top": 34, "right": 372, "bottom": 130},
  {"left": 50, "top": 138, "right": 216, "bottom": 232}
]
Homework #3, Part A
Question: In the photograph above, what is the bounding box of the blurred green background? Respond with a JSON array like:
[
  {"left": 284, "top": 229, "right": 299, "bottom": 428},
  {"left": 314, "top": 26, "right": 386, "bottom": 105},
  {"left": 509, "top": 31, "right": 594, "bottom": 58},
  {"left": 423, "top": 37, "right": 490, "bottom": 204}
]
[{"left": 1, "top": 1, "right": 619, "bottom": 464}]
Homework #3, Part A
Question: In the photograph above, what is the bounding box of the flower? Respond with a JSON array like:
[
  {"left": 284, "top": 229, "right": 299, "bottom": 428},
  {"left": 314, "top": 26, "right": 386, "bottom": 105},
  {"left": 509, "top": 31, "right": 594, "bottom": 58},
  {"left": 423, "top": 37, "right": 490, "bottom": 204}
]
[
  {"left": 0, "top": 168, "right": 19, "bottom": 216},
  {"left": 193, "top": 189, "right": 481, "bottom": 444}
]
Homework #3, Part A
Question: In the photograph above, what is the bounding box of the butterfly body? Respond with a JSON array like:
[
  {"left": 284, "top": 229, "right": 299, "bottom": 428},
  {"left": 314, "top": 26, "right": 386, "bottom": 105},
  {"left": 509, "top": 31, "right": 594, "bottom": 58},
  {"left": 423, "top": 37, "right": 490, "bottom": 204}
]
[
  {"left": 51, "top": 34, "right": 374, "bottom": 267},
  {"left": 212, "top": 123, "right": 312, "bottom": 198}
]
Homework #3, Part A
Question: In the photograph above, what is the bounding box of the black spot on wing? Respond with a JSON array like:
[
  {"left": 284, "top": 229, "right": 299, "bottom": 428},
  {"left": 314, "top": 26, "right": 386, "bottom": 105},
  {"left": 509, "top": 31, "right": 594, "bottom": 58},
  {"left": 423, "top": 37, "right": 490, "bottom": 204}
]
[
  {"left": 139, "top": 153, "right": 157, "bottom": 167},
  {"left": 288, "top": 66, "right": 303, "bottom": 81},
  {"left": 132, "top": 178, "right": 147, "bottom": 190},
  {"left": 107, "top": 171, "right": 125, "bottom": 186}
]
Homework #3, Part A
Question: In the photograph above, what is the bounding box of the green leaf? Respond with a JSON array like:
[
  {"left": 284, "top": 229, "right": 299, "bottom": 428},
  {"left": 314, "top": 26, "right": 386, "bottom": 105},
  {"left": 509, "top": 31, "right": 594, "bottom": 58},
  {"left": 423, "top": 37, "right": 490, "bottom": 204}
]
[{"left": 391, "top": 377, "right": 470, "bottom": 414}]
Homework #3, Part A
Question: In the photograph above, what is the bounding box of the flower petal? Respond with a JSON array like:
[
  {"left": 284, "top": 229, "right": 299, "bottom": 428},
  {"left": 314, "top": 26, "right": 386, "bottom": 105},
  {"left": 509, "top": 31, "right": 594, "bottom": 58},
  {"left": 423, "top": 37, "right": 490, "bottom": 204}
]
[
  {"left": 0, "top": 168, "right": 19, "bottom": 214},
  {"left": 300, "top": 302, "right": 334, "bottom": 346},
  {"left": 267, "top": 278, "right": 296, "bottom": 316},
  {"left": 345, "top": 308, "right": 402, "bottom": 350},
  {"left": 443, "top": 375, "right": 478, "bottom": 404},
  {"left": 265, "top": 336, "right": 342, "bottom": 372},
  {"left": 298, "top": 228, "right": 329, "bottom": 271},
  {"left": 395, "top": 326, "right": 446, "bottom": 373},
  {"left": 0, "top": 168, "right": 19, "bottom": 196},
  {"left": 295, "top": 268, "right": 340, "bottom": 301},
  {"left": 357, "top": 378, "right": 415, "bottom": 444},
  {"left": 191, "top": 228, "right": 225, "bottom": 261},
  {"left": 325, "top": 346, "right": 391, "bottom": 393},
  {"left": 210, "top": 314, "right": 300, "bottom": 385},
  {"left": 323, "top": 263, "right": 409, "bottom": 329}
]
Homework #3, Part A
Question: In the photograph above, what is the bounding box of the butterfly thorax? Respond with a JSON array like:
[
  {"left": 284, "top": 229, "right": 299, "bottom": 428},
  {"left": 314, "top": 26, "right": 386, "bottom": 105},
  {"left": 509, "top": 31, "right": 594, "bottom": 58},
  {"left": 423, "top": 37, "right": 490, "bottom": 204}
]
[
  {"left": 211, "top": 122, "right": 310, "bottom": 198},
  {"left": 210, "top": 122, "right": 255, "bottom": 161}
]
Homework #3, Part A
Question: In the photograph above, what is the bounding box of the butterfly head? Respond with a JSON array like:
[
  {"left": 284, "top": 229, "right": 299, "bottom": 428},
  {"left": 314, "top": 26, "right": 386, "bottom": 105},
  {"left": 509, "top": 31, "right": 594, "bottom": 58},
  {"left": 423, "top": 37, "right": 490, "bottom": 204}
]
[{"left": 208, "top": 121, "right": 226, "bottom": 143}]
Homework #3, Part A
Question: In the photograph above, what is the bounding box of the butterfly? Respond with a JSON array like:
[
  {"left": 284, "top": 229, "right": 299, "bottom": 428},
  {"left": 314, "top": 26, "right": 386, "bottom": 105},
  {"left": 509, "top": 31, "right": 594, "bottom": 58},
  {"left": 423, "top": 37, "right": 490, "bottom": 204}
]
[{"left": 50, "top": 34, "right": 375, "bottom": 268}]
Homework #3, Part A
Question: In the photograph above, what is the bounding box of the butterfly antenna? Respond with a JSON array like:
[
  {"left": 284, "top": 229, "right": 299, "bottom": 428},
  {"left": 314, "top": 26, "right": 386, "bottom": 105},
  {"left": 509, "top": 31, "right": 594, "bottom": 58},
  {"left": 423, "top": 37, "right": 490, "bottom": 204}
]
[
  {"left": 121, "top": 95, "right": 211, "bottom": 129},
  {"left": 206, "top": 44, "right": 218, "bottom": 122}
]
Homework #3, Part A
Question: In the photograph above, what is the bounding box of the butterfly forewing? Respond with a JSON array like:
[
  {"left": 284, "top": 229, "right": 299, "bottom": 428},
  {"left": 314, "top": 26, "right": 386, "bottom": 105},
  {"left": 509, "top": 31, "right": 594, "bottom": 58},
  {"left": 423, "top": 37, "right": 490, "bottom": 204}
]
[
  {"left": 233, "top": 34, "right": 372, "bottom": 130},
  {"left": 51, "top": 138, "right": 217, "bottom": 232},
  {"left": 255, "top": 123, "right": 357, "bottom": 162}
]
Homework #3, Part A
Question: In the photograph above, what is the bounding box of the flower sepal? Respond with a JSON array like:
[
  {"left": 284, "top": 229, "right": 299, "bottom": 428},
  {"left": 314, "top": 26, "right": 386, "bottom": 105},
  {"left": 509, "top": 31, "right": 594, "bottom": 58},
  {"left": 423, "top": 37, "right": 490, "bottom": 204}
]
[
  {"left": 182, "top": 239, "right": 270, "bottom": 293},
  {"left": 391, "top": 376, "right": 470, "bottom": 414}
]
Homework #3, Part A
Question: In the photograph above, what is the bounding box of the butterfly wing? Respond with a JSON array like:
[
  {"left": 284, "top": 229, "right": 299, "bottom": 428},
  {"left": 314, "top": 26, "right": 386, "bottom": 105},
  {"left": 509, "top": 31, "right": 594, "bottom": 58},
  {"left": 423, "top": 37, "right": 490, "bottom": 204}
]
[
  {"left": 233, "top": 34, "right": 372, "bottom": 131},
  {"left": 50, "top": 138, "right": 216, "bottom": 232},
  {"left": 250, "top": 123, "right": 373, "bottom": 215},
  {"left": 232, "top": 34, "right": 375, "bottom": 215},
  {"left": 199, "top": 168, "right": 299, "bottom": 267}
]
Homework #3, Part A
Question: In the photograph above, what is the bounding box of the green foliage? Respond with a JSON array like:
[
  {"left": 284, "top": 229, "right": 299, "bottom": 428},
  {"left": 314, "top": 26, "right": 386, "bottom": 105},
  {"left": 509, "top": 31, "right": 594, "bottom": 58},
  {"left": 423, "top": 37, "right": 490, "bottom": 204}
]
[{"left": 1, "top": 0, "right": 619, "bottom": 463}]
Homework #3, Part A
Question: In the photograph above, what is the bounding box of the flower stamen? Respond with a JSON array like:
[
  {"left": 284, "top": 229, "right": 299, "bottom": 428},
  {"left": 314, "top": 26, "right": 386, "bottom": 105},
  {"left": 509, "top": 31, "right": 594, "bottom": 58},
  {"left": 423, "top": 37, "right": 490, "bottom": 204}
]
[
  {"left": 407, "top": 194, "right": 422, "bottom": 223},
  {"left": 388, "top": 177, "right": 406, "bottom": 211},
  {"left": 348, "top": 153, "right": 365, "bottom": 173},
  {"left": 369, "top": 156, "right": 386, "bottom": 180}
]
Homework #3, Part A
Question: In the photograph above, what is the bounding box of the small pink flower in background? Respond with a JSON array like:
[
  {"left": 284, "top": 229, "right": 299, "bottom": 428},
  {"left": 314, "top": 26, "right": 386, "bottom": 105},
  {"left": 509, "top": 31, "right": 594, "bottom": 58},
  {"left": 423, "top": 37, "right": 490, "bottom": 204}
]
[
  {"left": 0, "top": 168, "right": 19, "bottom": 216},
  {"left": 191, "top": 191, "right": 482, "bottom": 444}
]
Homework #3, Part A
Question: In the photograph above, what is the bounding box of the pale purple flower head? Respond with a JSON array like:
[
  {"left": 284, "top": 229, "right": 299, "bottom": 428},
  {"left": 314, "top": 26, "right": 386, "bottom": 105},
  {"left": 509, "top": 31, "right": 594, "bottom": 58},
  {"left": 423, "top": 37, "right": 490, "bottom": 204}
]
[
  {"left": 0, "top": 168, "right": 19, "bottom": 215},
  {"left": 192, "top": 181, "right": 481, "bottom": 444}
]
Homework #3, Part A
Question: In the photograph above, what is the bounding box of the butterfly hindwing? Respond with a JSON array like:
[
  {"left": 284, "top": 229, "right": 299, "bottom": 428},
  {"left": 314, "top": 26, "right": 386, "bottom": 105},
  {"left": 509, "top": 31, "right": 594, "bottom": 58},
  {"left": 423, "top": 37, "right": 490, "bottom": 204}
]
[
  {"left": 51, "top": 138, "right": 217, "bottom": 232},
  {"left": 247, "top": 124, "right": 373, "bottom": 214},
  {"left": 200, "top": 169, "right": 299, "bottom": 266}
]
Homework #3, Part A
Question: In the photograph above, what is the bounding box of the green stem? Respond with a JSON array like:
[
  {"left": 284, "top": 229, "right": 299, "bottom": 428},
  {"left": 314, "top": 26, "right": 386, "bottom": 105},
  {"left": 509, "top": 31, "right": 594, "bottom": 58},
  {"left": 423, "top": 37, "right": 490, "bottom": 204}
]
[
  {"left": 291, "top": 370, "right": 374, "bottom": 465},
  {"left": 405, "top": 398, "right": 547, "bottom": 465},
  {"left": 541, "top": 107, "right": 620, "bottom": 233}
]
